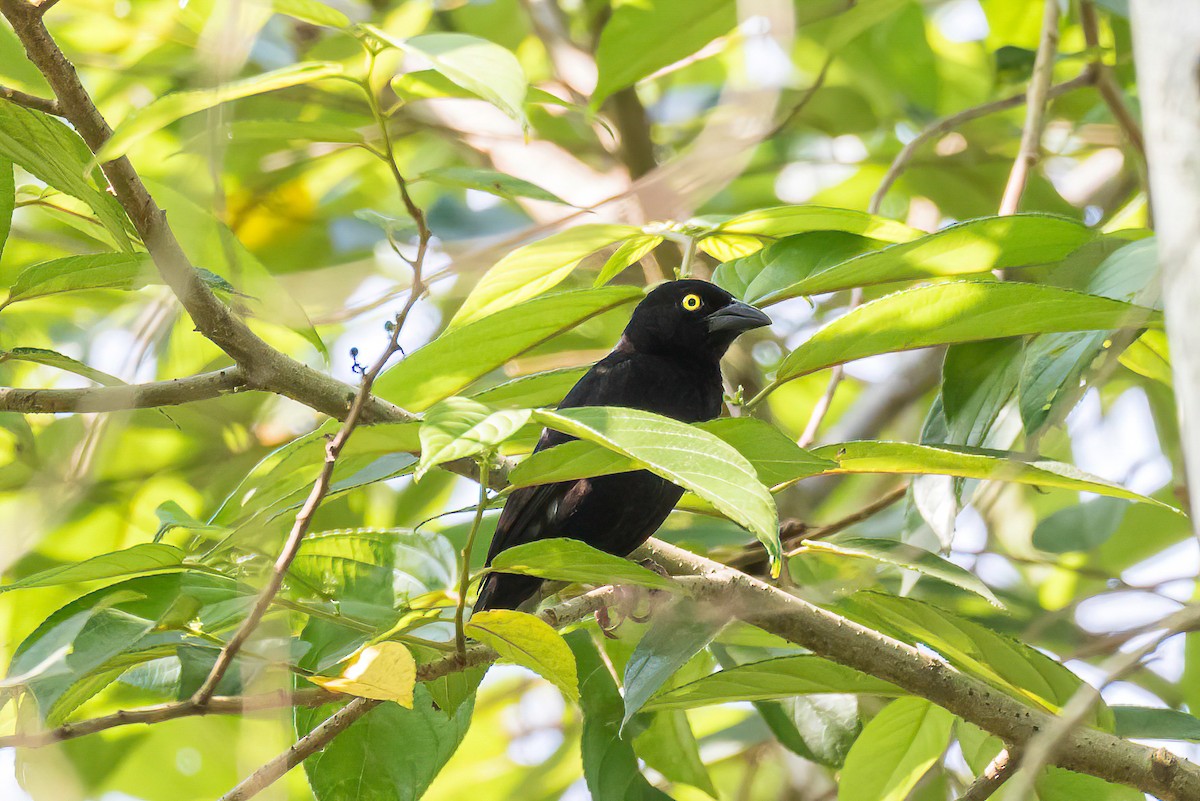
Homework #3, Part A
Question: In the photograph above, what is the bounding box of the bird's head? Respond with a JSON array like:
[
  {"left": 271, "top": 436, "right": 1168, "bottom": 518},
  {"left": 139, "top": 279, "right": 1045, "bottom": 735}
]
[{"left": 620, "top": 279, "right": 772, "bottom": 361}]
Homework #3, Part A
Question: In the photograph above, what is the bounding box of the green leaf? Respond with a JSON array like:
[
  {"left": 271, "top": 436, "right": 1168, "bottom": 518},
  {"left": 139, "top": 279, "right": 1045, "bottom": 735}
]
[
  {"left": 1, "top": 253, "right": 155, "bottom": 308},
  {"left": 742, "top": 215, "right": 1095, "bottom": 305},
  {"left": 643, "top": 654, "right": 899, "bottom": 711},
  {"left": 567, "top": 631, "right": 674, "bottom": 801},
  {"left": 800, "top": 537, "right": 1001, "bottom": 606},
  {"left": 621, "top": 599, "right": 725, "bottom": 730},
  {"left": 298, "top": 687, "right": 473, "bottom": 801},
  {"left": 1120, "top": 330, "right": 1172, "bottom": 386},
  {"left": 592, "top": 0, "right": 736, "bottom": 106},
  {"left": 415, "top": 397, "right": 531, "bottom": 480},
  {"left": 271, "top": 0, "right": 348, "bottom": 27},
  {"left": 632, "top": 709, "right": 717, "bottom": 797},
  {"left": 375, "top": 286, "right": 641, "bottom": 411},
  {"left": 419, "top": 166, "right": 569, "bottom": 205},
  {"left": 1112, "top": 706, "right": 1200, "bottom": 741},
  {"left": 535, "top": 407, "right": 781, "bottom": 572},
  {"left": 0, "top": 103, "right": 132, "bottom": 249},
  {"left": 811, "top": 440, "right": 1178, "bottom": 512},
  {"left": 712, "top": 204, "right": 920, "bottom": 244},
  {"left": 510, "top": 417, "right": 833, "bottom": 491},
  {"left": 771, "top": 281, "right": 1162, "bottom": 389},
  {"left": 0, "top": 544, "right": 185, "bottom": 591},
  {"left": 2, "top": 347, "right": 124, "bottom": 386},
  {"left": 466, "top": 609, "right": 578, "bottom": 701},
  {"left": 449, "top": 224, "right": 638, "bottom": 328},
  {"left": 487, "top": 538, "right": 678, "bottom": 593},
  {"left": 370, "top": 29, "right": 528, "bottom": 125},
  {"left": 468, "top": 366, "right": 589, "bottom": 409},
  {"left": 941, "top": 339, "right": 1024, "bottom": 447},
  {"left": 840, "top": 592, "right": 1104, "bottom": 721},
  {"left": 838, "top": 698, "right": 954, "bottom": 801},
  {"left": 594, "top": 234, "right": 663, "bottom": 286},
  {"left": 0, "top": 158, "right": 12, "bottom": 264},
  {"left": 713, "top": 231, "right": 875, "bottom": 305},
  {"left": 1032, "top": 498, "right": 1131, "bottom": 553},
  {"left": 96, "top": 62, "right": 345, "bottom": 162}
]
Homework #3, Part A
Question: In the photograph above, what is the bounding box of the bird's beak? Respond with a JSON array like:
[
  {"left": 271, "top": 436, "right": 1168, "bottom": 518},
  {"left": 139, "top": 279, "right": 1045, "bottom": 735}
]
[{"left": 707, "top": 301, "right": 771, "bottom": 335}]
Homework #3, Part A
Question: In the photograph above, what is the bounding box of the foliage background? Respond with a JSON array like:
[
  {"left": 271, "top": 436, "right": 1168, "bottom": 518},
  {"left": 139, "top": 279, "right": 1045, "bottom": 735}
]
[{"left": 0, "top": 0, "right": 1192, "bottom": 799}]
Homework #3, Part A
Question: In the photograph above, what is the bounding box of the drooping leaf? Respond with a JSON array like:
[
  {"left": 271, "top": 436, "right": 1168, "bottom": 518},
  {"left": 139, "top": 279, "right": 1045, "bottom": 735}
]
[
  {"left": 308, "top": 642, "right": 416, "bottom": 705},
  {"left": 487, "top": 538, "right": 678, "bottom": 593},
  {"left": 419, "top": 166, "right": 569, "bottom": 205},
  {"left": 1112, "top": 706, "right": 1200, "bottom": 741},
  {"left": 811, "top": 440, "right": 1177, "bottom": 512},
  {"left": 297, "top": 686, "right": 474, "bottom": 801},
  {"left": 799, "top": 537, "right": 1001, "bottom": 606},
  {"left": 415, "top": 397, "right": 531, "bottom": 479},
  {"left": 593, "top": 0, "right": 734, "bottom": 105},
  {"left": 366, "top": 28, "right": 528, "bottom": 125},
  {"left": 271, "top": 0, "right": 349, "bottom": 27},
  {"left": 1119, "top": 329, "right": 1172, "bottom": 386},
  {"left": 449, "top": 224, "right": 639, "bottom": 328},
  {"left": 594, "top": 234, "right": 664, "bottom": 286},
  {"left": 770, "top": 281, "right": 1161, "bottom": 390},
  {"left": 1032, "top": 497, "right": 1131, "bottom": 553},
  {"left": 0, "top": 103, "right": 132, "bottom": 249},
  {"left": 2, "top": 347, "right": 124, "bottom": 386},
  {"left": 0, "top": 544, "right": 186, "bottom": 592},
  {"left": 375, "top": 287, "right": 641, "bottom": 411},
  {"left": 1, "top": 253, "right": 155, "bottom": 308},
  {"left": 940, "top": 339, "right": 1024, "bottom": 447},
  {"left": 643, "top": 654, "right": 899, "bottom": 711},
  {"left": 713, "top": 230, "right": 875, "bottom": 305},
  {"left": 96, "top": 62, "right": 345, "bottom": 162},
  {"left": 633, "top": 708, "right": 718, "bottom": 797},
  {"left": 466, "top": 610, "right": 578, "bottom": 701},
  {"left": 424, "top": 665, "right": 486, "bottom": 716},
  {"left": 711, "top": 204, "right": 920, "bottom": 245},
  {"left": 535, "top": 407, "right": 781, "bottom": 571},
  {"left": 0, "top": 158, "right": 12, "bottom": 263},
  {"left": 468, "top": 366, "right": 589, "bottom": 409},
  {"left": 838, "top": 698, "right": 954, "bottom": 801},
  {"left": 566, "top": 631, "right": 674, "bottom": 801},
  {"left": 621, "top": 598, "right": 726, "bottom": 730}
]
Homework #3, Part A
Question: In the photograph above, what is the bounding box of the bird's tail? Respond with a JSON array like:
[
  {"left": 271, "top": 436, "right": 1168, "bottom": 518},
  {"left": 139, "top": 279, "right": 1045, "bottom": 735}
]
[{"left": 472, "top": 572, "right": 543, "bottom": 615}]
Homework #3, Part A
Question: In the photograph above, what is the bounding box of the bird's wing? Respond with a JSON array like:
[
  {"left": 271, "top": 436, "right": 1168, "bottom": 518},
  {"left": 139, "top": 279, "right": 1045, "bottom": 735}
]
[{"left": 482, "top": 353, "right": 639, "bottom": 565}]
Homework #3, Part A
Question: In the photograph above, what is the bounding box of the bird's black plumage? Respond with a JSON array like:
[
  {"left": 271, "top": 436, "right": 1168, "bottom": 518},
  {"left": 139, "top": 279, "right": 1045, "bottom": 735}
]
[{"left": 473, "top": 280, "right": 771, "bottom": 613}]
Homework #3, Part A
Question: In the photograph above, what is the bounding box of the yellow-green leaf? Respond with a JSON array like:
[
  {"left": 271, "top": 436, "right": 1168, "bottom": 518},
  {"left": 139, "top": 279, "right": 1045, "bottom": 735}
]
[
  {"left": 307, "top": 642, "right": 417, "bottom": 706},
  {"left": 466, "top": 609, "right": 579, "bottom": 701}
]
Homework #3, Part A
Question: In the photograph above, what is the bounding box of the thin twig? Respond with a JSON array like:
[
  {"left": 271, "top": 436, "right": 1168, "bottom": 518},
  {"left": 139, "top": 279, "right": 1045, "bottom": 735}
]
[
  {"left": 0, "top": 368, "right": 245, "bottom": 414},
  {"left": 795, "top": 286, "right": 863, "bottom": 446},
  {"left": 0, "top": 689, "right": 334, "bottom": 749},
  {"left": 1079, "top": 0, "right": 1145, "bottom": 160},
  {"left": 870, "top": 72, "right": 1094, "bottom": 215},
  {"left": 190, "top": 63, "right": 432, "bottom": 707},
  {"left": 1006, "top": 604, "right": 1200, "bottom": 799},
  {"left": 0, "top": 83, "right": 60, "bottom": 115},
  {"left": 956, "top": 749, "right": 1016, "bottom": 801},
  {"left": 998, "top": 0, "right": 1061, "bottom": 215},
  {"left": 455, "top": 463, "right": 488, "bottom": 657},
  {"left": 219, "top": 585, "right": 621, "bottom": 801}
]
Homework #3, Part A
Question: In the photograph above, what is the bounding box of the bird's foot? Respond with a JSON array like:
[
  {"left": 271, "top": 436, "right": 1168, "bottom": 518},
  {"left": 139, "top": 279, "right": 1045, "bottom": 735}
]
[
  {"left": 637, "top": 558, "right": 672, "bottom": 579},
  {"left": 595, "top": 606, "right": 622, "bottom": 639}
]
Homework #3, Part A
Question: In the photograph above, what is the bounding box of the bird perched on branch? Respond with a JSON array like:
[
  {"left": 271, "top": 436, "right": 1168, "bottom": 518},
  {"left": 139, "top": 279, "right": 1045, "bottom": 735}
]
[{"left": 474, "top": 279, "right": 771, "bottom": 613}]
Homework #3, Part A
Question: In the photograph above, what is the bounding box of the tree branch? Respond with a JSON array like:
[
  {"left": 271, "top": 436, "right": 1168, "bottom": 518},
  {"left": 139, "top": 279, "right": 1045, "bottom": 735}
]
[
  {"left": 0, "top": 84, "right": 60, "bottom": 115},
  {"left": 956, "top": 749, "right": 1015, "bottom": 801},
  {"left": 0, "top": 368, "right": 246, "bottom": 413},
  {"left": 1079, "top": 0, "right": 1146, "bottom": 161},
  {"left": 870, "top": 72, "right": 1095, "bottom": 215},
  {"left": 998, "top": 0, "right": 1061, "bottom": 215},
  {"left": 0, "top": 689, "right": 334, "bottom": 749}
]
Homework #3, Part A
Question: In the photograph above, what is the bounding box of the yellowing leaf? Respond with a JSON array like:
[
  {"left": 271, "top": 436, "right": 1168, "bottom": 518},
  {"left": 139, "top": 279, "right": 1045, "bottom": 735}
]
[
  {"left": 308, "top": 642, "right": 416, "bottom": 706},
  {"left": 466, "top": 609, "right": 578, "bottom": 701}
]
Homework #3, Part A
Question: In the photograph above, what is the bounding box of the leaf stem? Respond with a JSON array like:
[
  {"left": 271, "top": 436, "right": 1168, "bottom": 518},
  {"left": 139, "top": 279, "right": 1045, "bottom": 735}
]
[{"left": 455, "top": 461, "right": 490, "bottom": 657}]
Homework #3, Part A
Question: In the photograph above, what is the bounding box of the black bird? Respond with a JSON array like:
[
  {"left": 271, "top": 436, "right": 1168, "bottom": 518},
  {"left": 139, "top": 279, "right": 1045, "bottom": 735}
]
[{"left": 474, "top": 279, "right": 771, "bottom": 612}]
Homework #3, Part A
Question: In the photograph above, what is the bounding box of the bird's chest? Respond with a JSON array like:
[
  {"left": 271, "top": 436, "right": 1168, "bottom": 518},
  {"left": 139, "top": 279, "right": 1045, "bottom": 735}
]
[{"left": 617, "top": 357, "right": 724, "bottom": 423}]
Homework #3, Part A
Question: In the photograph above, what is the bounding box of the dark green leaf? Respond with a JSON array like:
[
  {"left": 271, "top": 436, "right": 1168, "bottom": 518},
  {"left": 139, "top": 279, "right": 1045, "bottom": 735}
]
[
  {"left": 488, "top": 538, "right": 678, "bottom": 593},
  {"left": 1032, "top": 498, "right": 1131, "bottom": 553},
  {"left": 1112, "top": 706, "right": 1200, "bottom": 741}
]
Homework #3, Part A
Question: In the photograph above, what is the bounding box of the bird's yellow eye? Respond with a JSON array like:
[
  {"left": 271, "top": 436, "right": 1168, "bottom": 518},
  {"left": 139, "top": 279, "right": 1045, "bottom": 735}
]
[{"left": 681, "top": 293, "right": 702, "bottom": 311}]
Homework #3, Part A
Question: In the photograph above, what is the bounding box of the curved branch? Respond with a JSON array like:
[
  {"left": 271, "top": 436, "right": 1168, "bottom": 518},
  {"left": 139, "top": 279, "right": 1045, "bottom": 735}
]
[
  {"left": 0, "top": 84, "right": 60, "bottom": 115},
  {"left": 0, "top": 368, "right": 245, "bottom": 413},
  {"left": 956, "top": 749, "right": 1015, "bottom": 801}
]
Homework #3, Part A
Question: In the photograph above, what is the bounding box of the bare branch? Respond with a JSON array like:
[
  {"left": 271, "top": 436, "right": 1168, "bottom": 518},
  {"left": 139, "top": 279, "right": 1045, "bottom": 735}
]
[
  {"left": 998, "top": 0, "right": 1061, "bottom": 215},
  {"left": 0, "top": 689, "right": 334, "bottom": 749},
  {"left": 870, "top": 74, "right": 1094, "bottom": 215},
  {"left": 219, "top": 585, "right": 621, "bottom": 801},
  {"left": 956, "top": 749, "right": 1016, "bottom": 801},
  {"left": 1080, "top": 1, "right": 1146, "bottom": 161},
  {"left": 0, "top": 84, "right": 60, "bottom": 115},
  {"left": 0, "top": 368, "right": 245, "bottom": 414}
]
